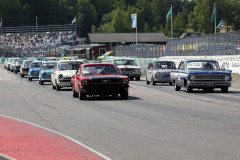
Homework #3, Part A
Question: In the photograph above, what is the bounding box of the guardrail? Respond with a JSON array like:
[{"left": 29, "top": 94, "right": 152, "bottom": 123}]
[
  {"left": 1, "top": 24, "right": 76, "bottom": 34},
  {"left": 113, "top": 30, "right": 240, "bottom": 58}
]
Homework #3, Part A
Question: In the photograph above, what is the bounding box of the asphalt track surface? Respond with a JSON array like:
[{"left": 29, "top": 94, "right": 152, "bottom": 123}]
[{"left": 1, "top": 64, "right": 240, "bottom": 160}]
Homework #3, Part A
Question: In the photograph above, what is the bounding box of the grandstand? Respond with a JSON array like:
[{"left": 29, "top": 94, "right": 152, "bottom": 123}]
[{"left": 0, "top": 24, "right": 77, "bottom": 57}]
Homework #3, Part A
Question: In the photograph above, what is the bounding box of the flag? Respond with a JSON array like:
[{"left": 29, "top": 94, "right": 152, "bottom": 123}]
[
  {"left": 166, "top": 6, "right": 172, "bottom": 22},
  {"left": 211, "top": 6, "right": 215, "bottom": 22},
  {"left": 217, "top": 20, "right": 223, "bottom": 28},
  {"left": 131, "top": 14, "right": 137, "bottom": 28},
  {"left": 72, "top": 17, "right": 76, "bottom": 24}
]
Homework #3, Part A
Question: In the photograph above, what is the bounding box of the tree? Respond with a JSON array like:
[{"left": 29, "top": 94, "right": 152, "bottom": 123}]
[
  {"left": 188, "top": 0, "right": 216, "bottom": 34},
  {"left": 173, "top": 13, "right": 186, "bottom": 37},
  {"left": 77, "top": 0, "right": 97, "bottom": 36}
]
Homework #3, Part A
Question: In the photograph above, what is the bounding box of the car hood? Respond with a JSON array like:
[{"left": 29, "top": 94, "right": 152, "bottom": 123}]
[
  {"left": 154, "top": 69, "right": 173, "bottom": 73},
  {"left": 86, "top": 75, "right": 124, "bottom": 80},
  {"left": 40, "top": 69, "right": 54, "bottom": 74},
  {"left": 30, "top": 68, "right": 41, "bottom": 72},
  {"left": 57, "top": 70, "right": 76, "bottom": 77},
  {"left": 117, "top": 65, "right": 140, "bottom": 69},
  {"left": 187, "top": 69, "right": 231, "bottom": 75}
]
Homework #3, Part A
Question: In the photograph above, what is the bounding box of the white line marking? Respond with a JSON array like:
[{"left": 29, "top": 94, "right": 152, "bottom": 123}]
[{"left": 0, "top": 114, "right": 112, "bottom": 160}]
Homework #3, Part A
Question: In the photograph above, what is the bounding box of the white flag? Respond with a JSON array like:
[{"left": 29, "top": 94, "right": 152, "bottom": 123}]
[{"left": 72, "top": 17, "right": 76, "bottom": 24}]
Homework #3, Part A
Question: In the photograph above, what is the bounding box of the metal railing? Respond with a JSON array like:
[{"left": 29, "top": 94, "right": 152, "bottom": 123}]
[
  {"left": 113, "top": 30, "right": 240, "bottom": 58},
  {"left": 1, "top": 24, "right": 76, "bottom": 34},
  {"left": 113, "top": 45, "right": 166, "bottom": 58}
]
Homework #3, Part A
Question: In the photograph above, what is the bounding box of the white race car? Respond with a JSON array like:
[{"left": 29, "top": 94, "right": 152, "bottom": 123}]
[
  {"left": 109, "top": 59, "right": 141, "bottom": 81},
  {"left": 51, "top": 60, "right": 86, "bottom": 91}
]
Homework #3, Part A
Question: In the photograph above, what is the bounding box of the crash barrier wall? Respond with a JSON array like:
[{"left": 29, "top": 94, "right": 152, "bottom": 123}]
[
  {"left": 106, "top": 55, "right": 240, "bottom": 74},
  {"left": 113, "top": 30, "right": 240, "bottom": 58},
  {"left": 1, "top": 24, "right": 76, "bottom": 34}
]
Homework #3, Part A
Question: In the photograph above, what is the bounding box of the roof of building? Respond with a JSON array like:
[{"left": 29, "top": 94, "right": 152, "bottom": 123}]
[{"left": 88, "top": 33, "right": 167, "bottom": 43}]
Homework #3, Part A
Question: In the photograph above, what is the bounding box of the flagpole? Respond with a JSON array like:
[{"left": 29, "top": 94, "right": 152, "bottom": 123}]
[
  {"left": 0, "top": 19, "right": 2, "bottom": 34},
  {"left": 214, "top": 4, "right": 216, "bottom": 34},
  {"left": 136, "top": 13, "right": 137, "bottom": 46},
  {"left": 171, "top": 5, "right": 173, "bottom": 38},
  {"left": 36, "top": 17, "right": 38, "bottom": 32},
  {"left": 74, "top": 15, "right": 78, "bottom": 38}
]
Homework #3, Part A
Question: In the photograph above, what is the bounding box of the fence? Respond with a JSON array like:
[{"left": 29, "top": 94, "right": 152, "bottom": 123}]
[
  {"left": 113, "top": 45, "right": 166, "bottom": 58},
  {"left": 1, "top": 24, "right": 76, "bottom": 34},
  {"left": 113, "top": 30, "right": 240, "bottom": 58}
]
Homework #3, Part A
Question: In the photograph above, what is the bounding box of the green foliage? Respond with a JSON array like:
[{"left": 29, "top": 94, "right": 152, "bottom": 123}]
[{"left": 0, "top": 0, "right": 240, "bottom": 37}]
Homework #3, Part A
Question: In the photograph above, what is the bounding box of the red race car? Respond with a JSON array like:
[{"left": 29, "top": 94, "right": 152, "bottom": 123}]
[{"left": 72, "top": 63, "right": 129, "bottom": 100}]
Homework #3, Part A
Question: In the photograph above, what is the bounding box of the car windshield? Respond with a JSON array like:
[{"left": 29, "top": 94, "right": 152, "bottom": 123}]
[
  {"left": 113, "top": 60, "right": 136, "bottom": 66},
  {"left": 186, "top": 61, "right": 220, "bottom": 70},
  {"left": 58, "top": 61, "right": 83, "bottom": 70},
  {"left": 9, "top": 59, "right": 15, "bottom": 63},
  {"left": 82, "top": 65, "right": 120, "bottom": 75},
  {"left": 31, "top": 62, "right": 42, "bottom": 68},
  {"left": 17, "top": 61, "right": 23, "bottom": 65},
  {"left": 154, "top": 62, "right": 176, "bottom": 69},
  {"left": 42, "top": 63, "right": 55, "bottom": 69},
  {"left": 24, "top": 61, "right": 32, "bottom": 67}
]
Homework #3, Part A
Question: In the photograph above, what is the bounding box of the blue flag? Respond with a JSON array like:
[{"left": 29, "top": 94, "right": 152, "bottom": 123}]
[
  {"left": 166, "top": 7, "right": 172, "bottom": 22},
  {"left": 217, "top": 20, "right": 223, "bottom": 28},
  {"left": 131, "top": 14, "right": 137, "bottom": 28},
  {"left": 211, "top": 6, "right": 215, "bottom": 22}
]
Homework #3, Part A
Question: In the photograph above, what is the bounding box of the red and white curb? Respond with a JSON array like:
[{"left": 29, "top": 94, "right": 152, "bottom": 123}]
[{"left": 0, "top": 115, "right": 111, "bottom": 160}]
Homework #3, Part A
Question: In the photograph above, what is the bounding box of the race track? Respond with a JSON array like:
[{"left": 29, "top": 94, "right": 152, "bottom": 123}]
[{"left": 1, "top": 64, "right": 240, "bottom": 160}]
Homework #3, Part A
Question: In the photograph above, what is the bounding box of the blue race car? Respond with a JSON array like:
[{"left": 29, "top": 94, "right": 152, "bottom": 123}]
[
  {"left": 28, "top": 61, "right": 42, "bottom": 81},
  {"left": 170, "top": 59, "right": 232, "bottom": 93},
  {"left": 39, "top": 61, "right": 55, "bottom": 85}
]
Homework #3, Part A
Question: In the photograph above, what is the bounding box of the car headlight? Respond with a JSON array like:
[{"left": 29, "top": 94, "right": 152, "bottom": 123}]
[
  {"left": 189, "top": 75, "right": 196, "bottom": 80},
  {"left": 81, "top": 80, "right": 88, "bottom": 86},
  {"left": 225, "top": 75, "right": 230, "bottom": 81},
  {"left": 58, "top": 74, "right": 63, "bottom": 79},
  {"left": 122, "top": 78, "right": 129, "bottom": 84}
]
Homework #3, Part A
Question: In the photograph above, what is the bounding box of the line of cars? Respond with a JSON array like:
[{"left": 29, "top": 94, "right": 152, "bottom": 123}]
[
  {"left": 3, "top": 57, "right": 232, "bottom": 100},
  {"left": 3, "top": 58, "right": 130, "bottom": 100}
]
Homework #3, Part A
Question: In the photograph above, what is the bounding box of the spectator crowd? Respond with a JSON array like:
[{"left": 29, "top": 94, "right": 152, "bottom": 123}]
[{"left": 0, "top": 32, "right": 76, "bottom": 50}]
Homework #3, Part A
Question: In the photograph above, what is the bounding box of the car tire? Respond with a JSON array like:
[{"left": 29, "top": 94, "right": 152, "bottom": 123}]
[
  {"left": 78, "top": 86, "right": 86, "bottom": 100},
  {"left": 151, "top": 77, "right": 156, "bottom": 85},
  {"left": 28, "top": 77, "right": 32, "bottom": 81},
  {"left": 221, "top": 87, "right": 228, "bottom": 93},
  {"left": 56, "top": 80, "right": 61, "bottom": 91},
  {"left": 39, "top": 80, "right": 43, "bottom": 85},
  {"left": 52, "top": 83, "right": 56, "bottom": 89},
  {"left": 186, "top": 85, "right": 192, "bottom": 93},
  {"left": 136, "top": 76, "right": 140, "bottom": 81},
  {"left": 20, "top": 74, "right": 24, "bottom": 78},
  {"left": 169, "top": 82, "right": 173, "bottom": 85},
  {"left": 129, "top": 77, "right": 134, "bottom": 81},
  {"left": 14, "top": 71, "right": 17, "bottom": 74},
  {"left": 72, "top": 86, "right": 78, "bottom": 98},
  {"left": 121, "top": 92, "right": 128, "bottom": 100},
  {"left": 174, "top": 82, "right": 181, "bottom": 91}
]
